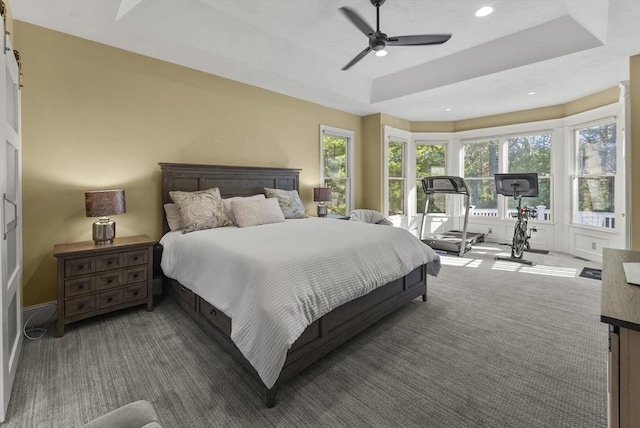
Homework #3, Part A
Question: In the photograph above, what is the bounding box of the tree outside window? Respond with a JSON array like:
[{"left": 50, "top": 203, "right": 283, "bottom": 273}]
[
  {"left": 388, "top": 140, "right": 405, "bottom": 215},
  {"left": 507, "top": 134, "right": 552, "bottom": 220},
  {"left": 322, "top": 132, "right": 350, "bottom": 216},
  {"left": 574, "top": 123, "right": 616, "bottom": 229},
  {"left": 464, "top": 140, "right": 499, "bottom": 217},
  {"left": 415, "top": 144, "right": 446, "bottom": 214}
]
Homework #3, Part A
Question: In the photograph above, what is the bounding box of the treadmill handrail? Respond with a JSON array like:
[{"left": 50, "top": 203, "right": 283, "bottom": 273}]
[{"left": 422, "top": 176, "right": 470, "bottom": 196}]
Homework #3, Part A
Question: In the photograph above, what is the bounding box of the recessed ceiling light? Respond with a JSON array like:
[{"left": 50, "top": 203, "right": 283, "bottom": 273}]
[
  {"left": 528, "top": 91, "right": 536, "bottom": 95},
  {"left": 375, "top": 50, "right": 388, "bottom": 57},
  {"left": 445, "top": 108, "right": 452, "bottom": 111},
  {"left": 475, "top": 6, "right": 493, "bottom": 17}
]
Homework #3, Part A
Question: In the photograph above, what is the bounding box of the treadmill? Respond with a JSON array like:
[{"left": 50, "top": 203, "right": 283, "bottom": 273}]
[{"left": 418, "top": 176, "right": 480, "bottom": 257}]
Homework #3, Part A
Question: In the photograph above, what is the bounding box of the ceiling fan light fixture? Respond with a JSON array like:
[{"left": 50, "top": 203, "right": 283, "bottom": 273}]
[
  {"left": 475, "top": 6, "right": 493, "bottom": 17},
  {"left": 375, "top": 49, "right": 388, "bottom": 57}
]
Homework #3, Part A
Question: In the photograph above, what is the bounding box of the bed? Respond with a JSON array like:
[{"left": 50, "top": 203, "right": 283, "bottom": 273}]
[{"left": 158, "top": 162, "right": 440, "bottom": 406}]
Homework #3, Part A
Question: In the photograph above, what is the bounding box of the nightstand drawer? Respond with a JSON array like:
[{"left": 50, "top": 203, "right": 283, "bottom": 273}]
[
  {"left": 199, "top": 299, "right": 231, "bottom": 336},
  {"left": 65, "top": 276, "right": 95, "bottom": 297},
  {"left": 96, "top": 271, "right": 124, "bottom": 290},
  {"left": 97, "top": 289, "right": 123, "bottom": 309},
  {"left": 124, "top": 249, "right": 148, "bottom": 267},
  {"left": 124, "top": 284, "right": 147, "bottom": 302},
  {"left": 65, "top": 257, "right": 94, "bottom": 277},
  {"left": 65, "top": 295, "right": 95, "bottom": 317},
  {"left": 124, "top": 266, "right": 147, "bottom": 284},
  {"left": 96, "top": 253, "right": 123, "bottom": 271}
]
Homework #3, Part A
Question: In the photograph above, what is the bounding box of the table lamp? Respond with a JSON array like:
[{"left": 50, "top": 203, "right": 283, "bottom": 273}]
[
  {"left": 313, "top": 187, "right": 332, "bottom": 217},
  {"left": 85, "top": 189, "right": 126, "bottom": 244}
]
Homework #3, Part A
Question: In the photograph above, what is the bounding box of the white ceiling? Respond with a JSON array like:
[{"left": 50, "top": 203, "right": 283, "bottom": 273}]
[{"left": 10, "top": 0, "right": 640, "bottom": 121}]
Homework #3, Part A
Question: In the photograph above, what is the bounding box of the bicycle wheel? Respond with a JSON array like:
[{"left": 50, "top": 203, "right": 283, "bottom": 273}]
[{"left": 511, "top": 225, "right": 526, "bottom": 259}]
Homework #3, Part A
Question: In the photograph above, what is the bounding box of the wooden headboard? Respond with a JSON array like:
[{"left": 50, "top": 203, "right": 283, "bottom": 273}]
[{"left": 159, "top": 163, "right": 301, "bottom": 234}]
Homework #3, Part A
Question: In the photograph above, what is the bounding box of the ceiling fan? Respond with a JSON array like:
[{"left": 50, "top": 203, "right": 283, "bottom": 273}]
[{"left": 339, "top": 0, "right": 451, "bottom": 70}]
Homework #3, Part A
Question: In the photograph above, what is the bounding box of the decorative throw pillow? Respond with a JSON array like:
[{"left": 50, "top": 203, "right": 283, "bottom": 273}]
[
  {"left": 222, "top": 194, "right": 266, "bottom": 225},
  {"left": 263, "top": 187, "right": 308, "bottom": 219},
  {"left": 163, "top": 203, "right": 182, "bottom": 231},
  {"left": 169, "top": 187, "right": 232, "bottom": 233},
  {"left": 231, "top": 197, "right": 286, "bottom": 228}
]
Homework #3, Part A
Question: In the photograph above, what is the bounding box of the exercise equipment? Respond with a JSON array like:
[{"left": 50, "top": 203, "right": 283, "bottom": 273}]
[
  {"left": 493, "top": 172, "right": 540, "bottom": 266},
  {"left": 418, "top": 176, "right": 481, "bottom": 257}
]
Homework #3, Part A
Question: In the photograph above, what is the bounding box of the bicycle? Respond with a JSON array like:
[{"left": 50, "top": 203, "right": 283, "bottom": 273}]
[{"left": 510, "top": 198, "right": 537, "bottom": 259}]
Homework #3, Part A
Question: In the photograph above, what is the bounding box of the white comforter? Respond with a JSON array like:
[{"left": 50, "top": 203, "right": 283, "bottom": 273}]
[{"left": 160, "top": 218, "right": 440, "bottom": 389}]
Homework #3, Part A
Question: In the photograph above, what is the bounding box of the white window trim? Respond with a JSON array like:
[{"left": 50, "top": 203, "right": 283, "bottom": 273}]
[
  {"left": 569, "top": 117, "right": 619, "bottom": 230},
  {"left": 320, "top": 125, "right": 355, "bottom": 215},
  {"left": 383, "top": 126, "right": 411, "bottom": 218}
]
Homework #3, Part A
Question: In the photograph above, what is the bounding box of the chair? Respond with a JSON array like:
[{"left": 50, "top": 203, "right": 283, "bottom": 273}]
[
  {"left": 80, "top": 400, "right": 162, "bottom": 428},
  {"left": 349, "top": 209, "right": 393, "bottom": 226}
]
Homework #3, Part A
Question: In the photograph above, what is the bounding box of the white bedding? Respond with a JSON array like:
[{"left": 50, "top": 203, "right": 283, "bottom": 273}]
[{"left": 160, "top": 217, "right": 440, "bottom": 388}]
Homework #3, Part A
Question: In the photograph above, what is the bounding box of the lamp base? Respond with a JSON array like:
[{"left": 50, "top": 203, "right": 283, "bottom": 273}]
[
  {"left": 93, "top": 219, "right": 116, "bottom": 245},
  {"left": 317, "top": 204, "right": 328, "bottom": 218}
]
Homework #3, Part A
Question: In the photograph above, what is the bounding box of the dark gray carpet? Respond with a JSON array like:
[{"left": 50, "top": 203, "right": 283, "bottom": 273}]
[{"left": 4, "top": 248, "right": 607, "bottom": 427}]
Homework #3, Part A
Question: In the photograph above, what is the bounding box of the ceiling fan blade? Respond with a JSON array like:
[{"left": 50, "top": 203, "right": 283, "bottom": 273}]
[
  {"left": 339, "top": 7, "right": 375, "bottom": 37},
  {"left": 386, "top": 34, "right": 452, "bottom": 46},
  {"left": 342, "top": 46, "right": 372, "bottom": 71}
]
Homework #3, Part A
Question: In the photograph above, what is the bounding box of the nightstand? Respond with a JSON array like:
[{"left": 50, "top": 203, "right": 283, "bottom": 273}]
[{"left": 53, "top": 235, "right": 156, "bottom": 337}]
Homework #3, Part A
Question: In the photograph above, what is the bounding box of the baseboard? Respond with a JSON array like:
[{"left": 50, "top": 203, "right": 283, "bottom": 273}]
[
  {"left": 23, "top": 280, "right": 164, "bottom": 329},
  {"left": 23, "top": 301, "right": 57, "bottom": 328}
]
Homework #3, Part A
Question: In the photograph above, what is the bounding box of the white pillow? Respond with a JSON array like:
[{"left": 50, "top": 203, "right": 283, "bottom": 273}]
[
  {"left": 164, "top": 203, "right": 182, "bottom": 231},
  {"left": 231, "top": 197, "right": 285, "bottom": 228},
  {"left": 222, "top": 194, "right": 266, "bottom": 225}
]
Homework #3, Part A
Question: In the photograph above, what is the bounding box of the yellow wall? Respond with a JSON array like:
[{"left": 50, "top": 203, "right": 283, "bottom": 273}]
[
  {"left": 15, "top": 22, "right": 362, "bottom": 306},
  {"left": 631, "top": 55, "right": 640, "bottom": 250}
]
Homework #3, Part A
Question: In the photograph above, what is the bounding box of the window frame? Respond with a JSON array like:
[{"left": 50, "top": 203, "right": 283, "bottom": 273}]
[
  {"left": 414, "top": 140, "right": 448, "bottom": 216},
  {"left": 384, "top": 128, "right": 410, "bottom": 217},
  {"left": 320, "top": 125, "right": 354, "bottom": 216},
  {"left": 570, "top": 118, "right": 618, "bottom": 230}
]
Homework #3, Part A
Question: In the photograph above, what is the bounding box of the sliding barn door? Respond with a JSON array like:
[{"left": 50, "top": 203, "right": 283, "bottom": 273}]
[{"left": 0, "top": 12, "right": 23, "bottom": 423}]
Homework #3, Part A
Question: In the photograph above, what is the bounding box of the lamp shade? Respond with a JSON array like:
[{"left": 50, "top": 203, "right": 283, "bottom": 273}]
[
  {"left": 313, "top": 187, "right": 332, "bottom": 202},
  {"left": 85, "top": 190, "right": 126, "bottom": 217}
]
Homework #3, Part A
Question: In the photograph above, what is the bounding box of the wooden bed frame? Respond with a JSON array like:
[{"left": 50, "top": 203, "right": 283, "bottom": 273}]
[{"left": 158, "top": 162, "right": 429, "bottom": 407}]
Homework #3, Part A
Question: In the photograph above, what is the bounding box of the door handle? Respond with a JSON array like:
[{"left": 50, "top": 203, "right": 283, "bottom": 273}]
[{"left": 3, "top": 193, "right": 18, "bottom": 240}]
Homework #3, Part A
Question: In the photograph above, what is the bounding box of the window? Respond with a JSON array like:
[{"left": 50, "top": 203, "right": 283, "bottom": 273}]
[
  {"left": 387, "top": 139, "right": 406, "bottom": 216},
  {"left": 507, "top": 134, "right": 552, "bottom": 220},
  {"left": 320, "top": 125, "right": 353, "bottom": 216},
  {"left": 415, "top": 143, "right": 446, "bottom": 215},
  {"left": 573, "top": 122, "right": 616, "bottom": 229},
  {"left": 463, "top": 139, "right": 499, "bottom": 217}
]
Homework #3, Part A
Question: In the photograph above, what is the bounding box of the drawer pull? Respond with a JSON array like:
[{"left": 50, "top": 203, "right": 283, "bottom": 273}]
[
  {"left": 133, "top": 291, "right": 139, "bottom": 296},
  {"left": 181, "top": 286, "right": 186, "bottom": 292},
  {"left": 107, "top": 279, "right": 113, "bottom": 284},
  {"left": 133, "top": 257, "right": 139, "bottom": 261},
  {"left": 133, "top": 274, "right": 139, "bottom": 278},
  {"left": 107, "top": 260, "right": 113, "bottom": 265},
  {"left": 78, "top": 285, "right": 84, "bottom": 289},
  {"left": 78, "top": 265, "right": 85, "bottom": 269},
  {"left": 78, "top": 304, "right": 84, "bottom": 309},
  {"left": 107, "top": 297, "right": 113, "bottom": 302},
  {"left": 210, "top": 308, "right": 217, "bottom": 316}
]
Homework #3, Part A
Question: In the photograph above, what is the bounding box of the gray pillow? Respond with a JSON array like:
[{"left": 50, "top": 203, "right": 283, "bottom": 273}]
[
  {"left": 264, "top": 187, "right": 308, "bottom": 219},
  {"left": 169, "top": 188, "right": 232, "bottom": 233}
]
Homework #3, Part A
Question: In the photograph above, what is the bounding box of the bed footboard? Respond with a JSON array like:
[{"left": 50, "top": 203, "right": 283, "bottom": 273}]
[{"left": 165, "top": 263, "right": 427, "bottom": 407}]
